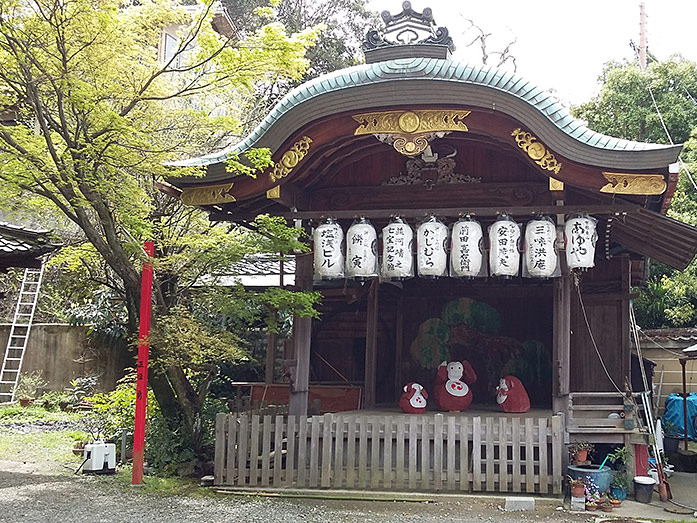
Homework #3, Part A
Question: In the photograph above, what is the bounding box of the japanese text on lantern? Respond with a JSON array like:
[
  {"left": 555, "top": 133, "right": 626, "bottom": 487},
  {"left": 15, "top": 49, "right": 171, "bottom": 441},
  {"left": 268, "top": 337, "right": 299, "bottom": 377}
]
[
  {"left": 496, "top": 223, "right": 515, "bottom": 269},
  {"left": 386, "top": 225, "right": 405, "bottom": 272},
  {"left": 565, "top": 215, "right": 597, "bottom": 269},
  {"left": 417, "top": 218, "right": 448, "bottom": 277},
  {"left": 529, "top": 223, "right": 554, "bottom": 271},
  {"left": 346, "top": 219, "right": 378, "bottom": 278},
  {"left": 458, "top": 223, "right": 472, "bottom": 272},
  {"left": 313, "top": 219, "right": 344, "bottom": 279}
]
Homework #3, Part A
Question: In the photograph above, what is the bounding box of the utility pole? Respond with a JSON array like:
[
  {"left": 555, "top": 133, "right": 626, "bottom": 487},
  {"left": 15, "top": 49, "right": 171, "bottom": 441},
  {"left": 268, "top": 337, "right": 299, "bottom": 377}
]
[{"left": 639, "top": 2, "right": 647, "bottom": 69}]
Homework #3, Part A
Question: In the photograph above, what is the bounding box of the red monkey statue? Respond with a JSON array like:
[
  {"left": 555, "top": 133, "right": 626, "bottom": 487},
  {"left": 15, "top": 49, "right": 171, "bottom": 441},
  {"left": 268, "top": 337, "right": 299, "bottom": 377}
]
[
  {"left": 433, "top": 360, "right": 477, "bottom": 412},
  {"left": 496, "top": 375, "right": 531, "bottom": 413},
  {"left": 399, "top": 382, "right": 428, "bottom": 414}
]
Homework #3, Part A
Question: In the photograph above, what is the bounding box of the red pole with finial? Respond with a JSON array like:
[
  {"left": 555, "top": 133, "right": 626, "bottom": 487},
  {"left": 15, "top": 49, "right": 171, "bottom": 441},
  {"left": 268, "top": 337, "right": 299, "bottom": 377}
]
[{"left": 132, "top": 241, "right": 154, "bottom": 485}]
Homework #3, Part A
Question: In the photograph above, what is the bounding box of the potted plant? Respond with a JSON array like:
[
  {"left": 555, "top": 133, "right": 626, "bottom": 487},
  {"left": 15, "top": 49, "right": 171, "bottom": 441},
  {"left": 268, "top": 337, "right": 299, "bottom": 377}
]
[
  {"left": 568, "top": 440, "right": 594, "bottom": 463},
  {"left": 608, "top": 445, "right": 629, "bottom": 501},
  {"left": 584, "top": 480, "right": 602, "bottom": 511},
  {"left": 566, "top": 476, "right": 585, "bottom": 498},
  {"left": 13, "top": 371, "right": 47, "bottom": 406}
]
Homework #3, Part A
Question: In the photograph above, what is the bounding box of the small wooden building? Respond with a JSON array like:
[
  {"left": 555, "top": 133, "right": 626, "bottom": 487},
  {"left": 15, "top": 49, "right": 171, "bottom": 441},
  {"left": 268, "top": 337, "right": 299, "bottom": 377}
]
[{"left": 167, "top": 4, "right": 697, "bottom": 494}]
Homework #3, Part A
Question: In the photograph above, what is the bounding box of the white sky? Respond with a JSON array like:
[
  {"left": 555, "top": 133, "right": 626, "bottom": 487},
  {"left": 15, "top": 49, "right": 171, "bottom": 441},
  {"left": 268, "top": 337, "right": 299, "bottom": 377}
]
[{"left": 369, "top": 1, "right": 697, "bottom": 105}]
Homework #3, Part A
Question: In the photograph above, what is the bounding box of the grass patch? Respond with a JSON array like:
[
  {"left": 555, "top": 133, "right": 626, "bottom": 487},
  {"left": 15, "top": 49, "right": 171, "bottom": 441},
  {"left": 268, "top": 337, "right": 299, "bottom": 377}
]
[
  {"left": 113, "top": 466, "right": 213, "bottom": 497},
  {"left": 0, "top": 428, "right": 86, "bottom": 466},
  {"left": 0, "top": 405, "right": 85, "bottom": 425}
]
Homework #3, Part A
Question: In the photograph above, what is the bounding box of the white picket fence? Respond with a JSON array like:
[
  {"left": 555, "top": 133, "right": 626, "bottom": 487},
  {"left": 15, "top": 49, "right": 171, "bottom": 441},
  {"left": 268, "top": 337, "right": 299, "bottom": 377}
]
[{"left": 214, "top": 413, "right": 563, "bottom": 494}]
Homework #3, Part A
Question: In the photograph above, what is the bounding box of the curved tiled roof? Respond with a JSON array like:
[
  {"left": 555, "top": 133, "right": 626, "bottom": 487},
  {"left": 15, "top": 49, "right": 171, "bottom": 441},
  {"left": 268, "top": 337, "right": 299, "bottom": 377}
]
[{"left": 173, "top": 57, "right": 681, "bottom": 170}]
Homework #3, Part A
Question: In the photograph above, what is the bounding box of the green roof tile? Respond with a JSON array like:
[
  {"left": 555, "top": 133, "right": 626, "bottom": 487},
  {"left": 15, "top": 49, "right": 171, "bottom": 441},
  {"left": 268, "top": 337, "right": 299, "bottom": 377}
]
[{"left": 172, "top": 57, "right": 677, "bottom": 167}]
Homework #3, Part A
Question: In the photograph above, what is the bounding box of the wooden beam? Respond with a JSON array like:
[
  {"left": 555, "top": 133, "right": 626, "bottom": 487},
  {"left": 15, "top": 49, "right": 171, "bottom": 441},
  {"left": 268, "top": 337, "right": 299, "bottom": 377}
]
[
  {"left": 289, "top": 252, "right": 313, "bottom": 416},
  {"left": 209, "top": 204, "right": 640, "bottom": 223},
  {"left": 364, "top": 279, "right": 379, "bottom": 408},
  {"left": 266, "top": 182, "right": 310, "bottom": 209}
]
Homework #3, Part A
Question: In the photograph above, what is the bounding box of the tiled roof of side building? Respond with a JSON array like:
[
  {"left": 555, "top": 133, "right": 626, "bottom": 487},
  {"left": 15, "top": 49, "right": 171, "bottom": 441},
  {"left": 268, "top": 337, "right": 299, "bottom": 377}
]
[
  {"left": 172, "top": 57, "right": 680, "bottom": 168},
  {"left": 0, "top": 222, "right": 61, "bottom": 258}
]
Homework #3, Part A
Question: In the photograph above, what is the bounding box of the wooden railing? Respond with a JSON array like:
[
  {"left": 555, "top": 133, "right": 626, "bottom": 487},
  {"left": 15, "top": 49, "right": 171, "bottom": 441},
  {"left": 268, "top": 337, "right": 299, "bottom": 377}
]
[
  {"left": 214, "top": 413, "right": 563, "bottom": 494},
  {"left": 567, "top": 392, "right": 638, "bottom": 435}
]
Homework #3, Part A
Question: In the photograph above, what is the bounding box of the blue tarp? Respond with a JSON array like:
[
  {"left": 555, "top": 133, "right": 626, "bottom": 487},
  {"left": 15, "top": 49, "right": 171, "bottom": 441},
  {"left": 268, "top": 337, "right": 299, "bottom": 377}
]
[{"left": 663, "top": 392, "right": 697, "bottom": 440}]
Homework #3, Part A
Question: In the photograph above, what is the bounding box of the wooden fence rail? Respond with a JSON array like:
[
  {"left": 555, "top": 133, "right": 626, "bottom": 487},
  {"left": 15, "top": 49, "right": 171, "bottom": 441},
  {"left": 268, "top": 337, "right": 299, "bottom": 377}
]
[{"left": 214, "top": 413, "right": 563, "bottom": 494}]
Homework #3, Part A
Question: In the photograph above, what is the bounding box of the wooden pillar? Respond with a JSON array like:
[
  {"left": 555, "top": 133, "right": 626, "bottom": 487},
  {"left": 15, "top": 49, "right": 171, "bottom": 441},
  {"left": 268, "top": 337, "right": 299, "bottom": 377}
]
[
  {"left": 364, "top": 279, "right": 379, "bottom": 408},
  {"left": 553, "top": 273, "right": 571, "bottom": 421},
  {"left": 264, "top": 331, "right": 276, "bottom": 385},
  {"left": 289, "top": 253, "right": 313, "bottom": 416},
  {"left": 393, "top": 293, "right": 404, "bottom": 401}
]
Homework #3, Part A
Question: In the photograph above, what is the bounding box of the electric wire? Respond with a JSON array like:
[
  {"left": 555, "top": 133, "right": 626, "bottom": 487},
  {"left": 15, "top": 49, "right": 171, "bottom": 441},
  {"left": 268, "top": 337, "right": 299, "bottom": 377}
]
[{"left": 632, "top": 47, "right": 697, "bottom": 192}]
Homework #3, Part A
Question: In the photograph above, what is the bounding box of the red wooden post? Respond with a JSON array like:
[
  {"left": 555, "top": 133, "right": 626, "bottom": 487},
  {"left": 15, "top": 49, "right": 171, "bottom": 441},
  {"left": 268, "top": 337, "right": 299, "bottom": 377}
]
[{"left": 132, "top": 241, "right": 154, "bottom": 485}]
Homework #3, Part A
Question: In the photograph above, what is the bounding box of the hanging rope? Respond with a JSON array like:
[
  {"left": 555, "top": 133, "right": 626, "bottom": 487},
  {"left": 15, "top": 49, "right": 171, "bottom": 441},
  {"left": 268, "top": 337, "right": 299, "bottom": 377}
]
[
  {"left": 629, "top": 301, "right": 651, "bottom": 394},
  {"left": 638, "top": 330, "right": 685, "bottom": 357},
  {"left": 573, "top": 274, "right": 624, "bottom": 394}
]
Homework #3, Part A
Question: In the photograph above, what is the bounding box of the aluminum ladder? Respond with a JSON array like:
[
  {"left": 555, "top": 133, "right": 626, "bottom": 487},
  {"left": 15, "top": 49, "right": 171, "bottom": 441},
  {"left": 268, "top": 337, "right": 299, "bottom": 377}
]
[{"left": 0, "top": 265, "right": 44, "bottom": 403}]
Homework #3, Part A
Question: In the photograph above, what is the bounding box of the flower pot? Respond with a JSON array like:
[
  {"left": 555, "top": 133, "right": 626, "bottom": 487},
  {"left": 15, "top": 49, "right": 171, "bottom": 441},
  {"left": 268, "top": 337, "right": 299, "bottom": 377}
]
[
  {"left": 573, "top": 449, "right": 588, "bottom": 462},
  {"left": 18, "top": 398, "right": 33, "bottom": 407},
  {"left": 609, "top": 485, "right": 627, "bottom": 501},
  {"left": 585, "top": 503, "right": 597, "bottom": 511},
  {"left": 571, "top": 483, "right": 585, "bottom": 498},
  {"left": 567, "top": 464, "right": 613, "bottom": 493},
  {"left": 601, "top": 504, "right": 613, "bottom": 512},
  {"left": 664, "top": 435, "right": 680, "bottom": 454}
]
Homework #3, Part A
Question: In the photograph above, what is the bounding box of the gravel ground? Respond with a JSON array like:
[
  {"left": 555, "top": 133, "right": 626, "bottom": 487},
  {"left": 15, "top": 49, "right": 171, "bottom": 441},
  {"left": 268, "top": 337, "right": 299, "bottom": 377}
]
[{"left": 0, "top": 460, "right": 596, "bottom": 523}]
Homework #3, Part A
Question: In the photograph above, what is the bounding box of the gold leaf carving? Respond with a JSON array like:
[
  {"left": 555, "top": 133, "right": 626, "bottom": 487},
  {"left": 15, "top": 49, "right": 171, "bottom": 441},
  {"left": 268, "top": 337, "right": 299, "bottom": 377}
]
[
  {"left": 600, "top": 172, "right": 666, "bottom": 195},
  {"left": 268, "top": 136, "right": 313, "bottom": 182},
  {"left": 266, "top": 185, "right": 281, "bottom": 199},
  {"left": 392, "top": 135, "right": 430, "bottom": 156},
  {"left": 511, "top": 128, "right": 562, "bottom": 174},
  {"left": 353, "top": 109, "right": 470, "bottom": 135},
  {"left": 180, "top": 182, "right": 235, "bottom": 206},
  {"left": 549, "top": 178, "right": 564, "bottom": 191}
]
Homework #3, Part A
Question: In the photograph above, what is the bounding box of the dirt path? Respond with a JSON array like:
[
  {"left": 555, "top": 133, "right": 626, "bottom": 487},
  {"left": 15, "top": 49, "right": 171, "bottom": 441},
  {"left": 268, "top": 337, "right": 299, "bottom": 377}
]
[{"left": 0, "top": 459, "right": 598, "bottom": 523}]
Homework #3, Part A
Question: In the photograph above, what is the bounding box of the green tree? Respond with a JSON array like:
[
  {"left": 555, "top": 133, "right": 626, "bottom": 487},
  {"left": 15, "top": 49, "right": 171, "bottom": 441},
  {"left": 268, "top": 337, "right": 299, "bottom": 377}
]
[
  {"left": 223, "top": 0, "right": 379, "bottom": 130},
  {"left": 0, "top": 0, "right": 320, "bottom": 460},
  {"left": 574, "top": 57, "right": 697, "bottom": 144},
  {"left": 574, "top": 56, "right": 697, "bottom": 328}
]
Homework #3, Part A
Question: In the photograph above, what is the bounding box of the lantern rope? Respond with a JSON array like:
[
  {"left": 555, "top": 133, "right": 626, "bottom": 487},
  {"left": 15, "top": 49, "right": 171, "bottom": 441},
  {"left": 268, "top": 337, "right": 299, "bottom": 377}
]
[{"left": 573, "top": 274, "right": 624, "bottom": 395}]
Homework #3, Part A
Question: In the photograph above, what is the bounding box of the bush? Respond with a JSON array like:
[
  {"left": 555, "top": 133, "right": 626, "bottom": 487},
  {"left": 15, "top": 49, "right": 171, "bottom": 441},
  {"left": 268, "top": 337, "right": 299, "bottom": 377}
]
[
  {"left": 35, "top": 390, "right": 72, "bottom": 411},
  {"left": 14, "top": 371, "right": 47, "bottom": 399}
]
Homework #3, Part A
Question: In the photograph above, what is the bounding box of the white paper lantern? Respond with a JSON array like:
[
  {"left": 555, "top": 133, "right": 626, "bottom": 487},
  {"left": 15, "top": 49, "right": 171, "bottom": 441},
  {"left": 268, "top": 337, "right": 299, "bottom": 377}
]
[
  {"left": 524, "top": 216, "right": 558, "bottom": 278},
  {"left": 346, "top": 217, "right": 378, "bottom": 279},
  {"left": 417, "top": 216, "right": 448, "bottom": 278},
  {"left": 489, "top": 214, "right": 521, "bottom": 277},
  {"left": 565, "top": 214, "right": 598, "bottom": 269},
  {"left": 313, "top": 218, "right": 344, "bottom": 280},
  {"left": 381, "top": 216, "right": 414, "bottom": 280},
  {"left": 450, "top": 216, "right": 484, "bottom": 278}
]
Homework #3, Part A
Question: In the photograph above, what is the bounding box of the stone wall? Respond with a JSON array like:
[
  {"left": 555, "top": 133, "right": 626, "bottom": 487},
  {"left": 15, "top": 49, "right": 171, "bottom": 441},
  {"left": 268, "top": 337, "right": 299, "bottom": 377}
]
[{"left": 0, "top": 323, "right": 131, "bottom": 392}]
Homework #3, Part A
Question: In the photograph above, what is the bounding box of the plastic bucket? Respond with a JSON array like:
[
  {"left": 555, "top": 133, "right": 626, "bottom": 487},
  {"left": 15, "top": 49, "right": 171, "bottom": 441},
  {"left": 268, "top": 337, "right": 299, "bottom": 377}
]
[{"left": 634, "top": 476, "right": 655, "bottom": 503}]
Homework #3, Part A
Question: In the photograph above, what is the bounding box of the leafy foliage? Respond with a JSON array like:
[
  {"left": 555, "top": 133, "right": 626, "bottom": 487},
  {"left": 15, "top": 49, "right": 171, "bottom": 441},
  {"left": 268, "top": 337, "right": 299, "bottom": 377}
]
[
  {"left": 14, "top": 371, "right": 48, "bottom": 400},
  {"left": 0, "top": 0, "right": 321, "bottom": 469},
  {"left": 573, "top": 57, "right": 697, "bottom": 328}
]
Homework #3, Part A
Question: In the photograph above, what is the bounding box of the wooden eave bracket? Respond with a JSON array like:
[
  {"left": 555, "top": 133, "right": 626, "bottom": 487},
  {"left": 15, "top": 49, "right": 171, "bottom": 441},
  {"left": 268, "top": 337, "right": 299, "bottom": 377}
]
[{"left": 266, "top": 182, "right": 310, "bottom": 210}]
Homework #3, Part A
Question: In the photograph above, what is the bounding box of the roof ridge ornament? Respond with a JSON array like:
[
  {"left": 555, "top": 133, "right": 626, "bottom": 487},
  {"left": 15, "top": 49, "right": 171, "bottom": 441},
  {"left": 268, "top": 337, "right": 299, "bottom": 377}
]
[{"left": 363, "top": 2, "right": 454, "bottom": 62}]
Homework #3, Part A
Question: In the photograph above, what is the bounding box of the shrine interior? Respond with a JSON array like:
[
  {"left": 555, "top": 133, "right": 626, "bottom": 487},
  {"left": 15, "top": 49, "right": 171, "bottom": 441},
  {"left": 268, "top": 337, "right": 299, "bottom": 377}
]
[{"left": 310, "top": 279, "right": 554, "bottom": 411}]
